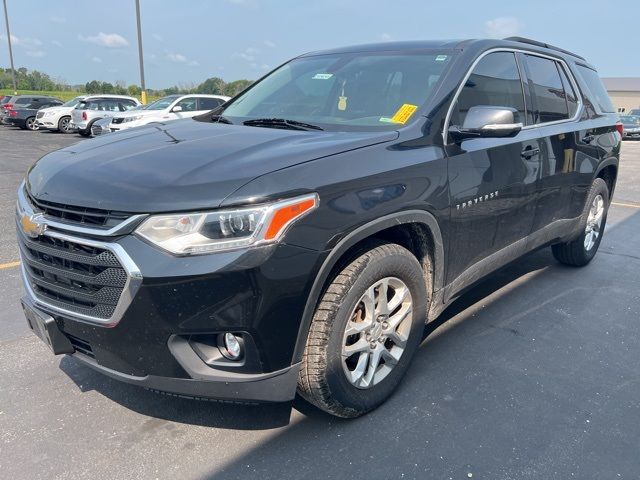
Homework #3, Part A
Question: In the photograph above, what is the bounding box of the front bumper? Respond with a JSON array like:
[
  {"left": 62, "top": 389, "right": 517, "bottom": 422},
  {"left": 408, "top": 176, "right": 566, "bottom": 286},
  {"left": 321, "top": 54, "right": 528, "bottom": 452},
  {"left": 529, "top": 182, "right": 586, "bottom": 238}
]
[{"left": 17, "top": 200, "right": 322, "bottom": 402}]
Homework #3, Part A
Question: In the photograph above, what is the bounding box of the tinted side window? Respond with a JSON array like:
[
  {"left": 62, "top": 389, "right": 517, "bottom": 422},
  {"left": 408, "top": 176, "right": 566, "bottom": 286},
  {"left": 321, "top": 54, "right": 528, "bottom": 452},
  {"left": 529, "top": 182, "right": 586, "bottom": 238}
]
[
  {"left": 452, "top": 51, "right": 525, "bottom": 127},
  {"left": 576, "top": 65, "right": 615, "bottom": 113},
  {"left": 525, "top": 55, "right": 568, "bottom": 123},
  {"left": 198, "top": 97, "right": 223, "bottom": 110},
  {"left": 558, "top": 64, "right": 578, "bottom": 117},
  {"left": 175, "top": 97, "right": 198, "bottom": 111},
  {"left": 16, "top": 97, "right": 32, "bottom": 105},
  {"left": 119, "top": 100, "right": 138, "bottom": 111}
]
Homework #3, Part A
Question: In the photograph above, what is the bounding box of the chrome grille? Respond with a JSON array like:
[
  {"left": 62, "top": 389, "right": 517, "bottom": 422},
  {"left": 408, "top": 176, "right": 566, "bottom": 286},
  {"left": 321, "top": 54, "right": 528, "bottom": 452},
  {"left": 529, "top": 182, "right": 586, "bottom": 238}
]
[
  {"left": 18, "top": 229, "right": 127, "bottom": 320},
  {"left": 26, "top": 191, "right": 130, "bottom": 228}
]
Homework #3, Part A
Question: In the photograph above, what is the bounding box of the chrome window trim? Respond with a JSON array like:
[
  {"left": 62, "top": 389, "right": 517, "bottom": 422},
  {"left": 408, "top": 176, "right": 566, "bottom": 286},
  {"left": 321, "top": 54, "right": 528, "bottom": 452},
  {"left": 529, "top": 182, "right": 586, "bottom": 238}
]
[
  {"left": 17, "top": 181, "right": 147, "bottom": 237},
  {"left": 19, "top": 228, "right": 142, "bottom": 327},
  {"left": 442, "top": 47, "right": 584, "bottom": 144}
]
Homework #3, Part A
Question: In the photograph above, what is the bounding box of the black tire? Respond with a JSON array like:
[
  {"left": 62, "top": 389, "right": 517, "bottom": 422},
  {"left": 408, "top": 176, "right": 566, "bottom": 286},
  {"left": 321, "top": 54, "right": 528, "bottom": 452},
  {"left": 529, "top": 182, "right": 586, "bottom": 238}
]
[
  {"left": 552, "top": 177, "right": 609, "bottom": 267},
  {"left": 58, "top": 116, "right": 74, "bottom": 134},
  {"left": 78, "top": 119, "right": 98, "bottom": 137},
  {"left": 77, "top": 126, "right": 92, "bottom": 137},
  {"left": 298, "top": 242, "right": 428, "bottom": 418}
]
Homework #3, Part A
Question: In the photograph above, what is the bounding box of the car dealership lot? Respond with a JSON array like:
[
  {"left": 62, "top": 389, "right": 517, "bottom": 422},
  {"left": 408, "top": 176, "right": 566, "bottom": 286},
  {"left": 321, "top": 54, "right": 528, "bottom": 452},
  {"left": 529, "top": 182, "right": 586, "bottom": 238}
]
[{"left": 1, "top": 128, "right": 639, "bottom": 479}]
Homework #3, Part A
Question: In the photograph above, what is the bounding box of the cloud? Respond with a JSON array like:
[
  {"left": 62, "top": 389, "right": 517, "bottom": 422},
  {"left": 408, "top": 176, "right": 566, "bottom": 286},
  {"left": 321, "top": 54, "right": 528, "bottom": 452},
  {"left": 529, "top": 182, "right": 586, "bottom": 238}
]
[
  {"left": 378, "top": 33, "right": 392, "bottom": 41},
  {"left": 1, "top": 34, "right": 45, "bottom": 56},
  {"left": 152, "top": 33, "right": 163, "bottom": 42},
  {"left": 78, "top": 32, "right": 129, "bottom": 48},
  {"left": 263, "top": 40, "right": 276, "bottom": 48},
  {"left": 91, "top": 56, "right": 102, "bottom": 63},
  {"left": 49, "top": 15, "right": 66, "bottom": 24},
  {"left": 234, "top": 47, "right": 260, "bottom": 63},
  {"left": 166, "top": 52, "right": 200, "bottom": 67},
  {"left": 484, "top": 17, "right": 521, "bottom": 38},
  {"left": 51, "top": 40, "right": 63, "bottom": 47},
  {"left": 167, "top": 52, "right": 187, "bottom": 63}
]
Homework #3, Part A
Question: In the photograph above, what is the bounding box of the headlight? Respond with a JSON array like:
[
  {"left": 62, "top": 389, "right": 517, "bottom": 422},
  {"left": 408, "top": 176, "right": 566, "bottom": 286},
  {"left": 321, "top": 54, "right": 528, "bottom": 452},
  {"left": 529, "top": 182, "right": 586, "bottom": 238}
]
[
  {"left": 135, "top": 193, "right": 318, "bottom": 255},
  {"left": 123, "top": 115, "right": 144, "bottom": 123},
  {"left": 44, "top": 111, "right": 55, "bottom": 117}
]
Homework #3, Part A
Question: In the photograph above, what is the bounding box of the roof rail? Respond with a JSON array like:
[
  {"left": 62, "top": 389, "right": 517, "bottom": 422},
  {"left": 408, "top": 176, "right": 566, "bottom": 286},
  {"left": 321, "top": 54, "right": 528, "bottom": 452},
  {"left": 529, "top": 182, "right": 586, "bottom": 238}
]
[{"left": 503, "top": 36, "right": 585, "bottom": 61}]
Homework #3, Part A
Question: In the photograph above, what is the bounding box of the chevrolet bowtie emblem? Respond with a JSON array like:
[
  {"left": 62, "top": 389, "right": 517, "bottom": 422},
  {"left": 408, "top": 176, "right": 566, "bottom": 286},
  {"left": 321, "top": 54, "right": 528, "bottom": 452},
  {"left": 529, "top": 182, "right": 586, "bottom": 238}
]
[{"left": 20, "top": 213, "right": 47, "bottom": 238}]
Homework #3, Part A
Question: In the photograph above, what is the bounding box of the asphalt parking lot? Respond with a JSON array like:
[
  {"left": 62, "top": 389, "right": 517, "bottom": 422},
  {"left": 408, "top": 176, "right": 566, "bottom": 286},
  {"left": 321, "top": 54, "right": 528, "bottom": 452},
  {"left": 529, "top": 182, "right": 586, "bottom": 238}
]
[{"left": 1, "top": 126, "right": 639, "bottom": 480}]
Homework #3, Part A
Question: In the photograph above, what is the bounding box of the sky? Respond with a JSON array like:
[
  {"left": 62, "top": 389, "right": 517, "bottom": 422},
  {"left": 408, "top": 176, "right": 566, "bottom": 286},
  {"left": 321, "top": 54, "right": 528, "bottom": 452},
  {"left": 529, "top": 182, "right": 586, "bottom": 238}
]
[{"left": 1, "top": 0, "right": 638, "bottom": 89}]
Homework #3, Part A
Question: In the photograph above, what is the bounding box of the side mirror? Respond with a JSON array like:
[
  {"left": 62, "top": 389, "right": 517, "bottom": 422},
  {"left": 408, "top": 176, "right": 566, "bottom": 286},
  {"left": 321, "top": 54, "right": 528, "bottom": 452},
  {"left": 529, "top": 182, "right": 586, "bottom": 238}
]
[
  {"left": 449, "top": 106, "right": 523, "bottom": 141},
  {"left": 172, "top": 105, "right": 183, "bottom": 113}
]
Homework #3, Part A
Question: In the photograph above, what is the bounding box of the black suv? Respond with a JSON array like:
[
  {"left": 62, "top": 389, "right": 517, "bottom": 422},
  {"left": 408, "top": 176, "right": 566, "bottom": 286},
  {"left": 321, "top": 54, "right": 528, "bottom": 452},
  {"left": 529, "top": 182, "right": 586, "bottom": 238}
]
[{"left": 17, "top": 37, "right": 620, "bottom": 417}]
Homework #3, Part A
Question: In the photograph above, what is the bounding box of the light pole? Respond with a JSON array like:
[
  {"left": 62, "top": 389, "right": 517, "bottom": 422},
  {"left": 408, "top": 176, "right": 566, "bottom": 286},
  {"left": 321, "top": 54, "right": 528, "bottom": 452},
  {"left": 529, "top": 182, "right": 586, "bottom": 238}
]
[
  {"left": 134, "top": 0, "right": 147, "bottom": 104},
  {"left": 2, "top": 0, "right": 17, "bottom": 95}
]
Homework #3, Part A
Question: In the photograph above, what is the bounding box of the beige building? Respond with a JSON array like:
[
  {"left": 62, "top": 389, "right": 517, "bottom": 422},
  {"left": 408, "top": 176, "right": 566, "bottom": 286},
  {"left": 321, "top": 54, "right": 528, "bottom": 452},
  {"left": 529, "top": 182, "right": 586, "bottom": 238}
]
[{"left": 602, "top": 77, "right": 640, "bottom": 113}]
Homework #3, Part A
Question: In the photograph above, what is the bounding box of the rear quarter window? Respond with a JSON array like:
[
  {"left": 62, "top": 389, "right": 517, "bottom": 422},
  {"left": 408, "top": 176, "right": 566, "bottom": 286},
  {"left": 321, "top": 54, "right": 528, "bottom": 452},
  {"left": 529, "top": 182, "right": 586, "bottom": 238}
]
[{"left": 576, "top": 65, "right": 615, "bottom": 113}]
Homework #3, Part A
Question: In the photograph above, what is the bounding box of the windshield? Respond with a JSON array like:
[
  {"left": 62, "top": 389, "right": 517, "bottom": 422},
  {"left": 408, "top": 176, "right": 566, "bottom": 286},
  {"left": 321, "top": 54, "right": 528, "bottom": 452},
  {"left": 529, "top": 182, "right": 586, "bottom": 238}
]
[
  {"left": 620, "top": 116, "right": 640, "bottom": 124},
  {"left": 144, "top": 95, "right": 181, "bottom": 110},
  {"left": 221, "top": 51, "right": 455, "bottom": 130},
  {"left": 62, "top": 96, "right": 85, "bottom": 108}
]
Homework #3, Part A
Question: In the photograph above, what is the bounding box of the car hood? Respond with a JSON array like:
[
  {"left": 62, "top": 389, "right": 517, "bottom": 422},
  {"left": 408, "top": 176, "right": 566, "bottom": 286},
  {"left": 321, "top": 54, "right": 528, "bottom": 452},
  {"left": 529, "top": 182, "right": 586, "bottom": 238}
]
[
  {"left": 27, "top": 119, "right": 398, "bottom": 213},
  {"left": 115, "top": 109, "right": 160, "bottom": 118},
  {"left": 39, "top": 106, "right": 72, "bottom": 114}
]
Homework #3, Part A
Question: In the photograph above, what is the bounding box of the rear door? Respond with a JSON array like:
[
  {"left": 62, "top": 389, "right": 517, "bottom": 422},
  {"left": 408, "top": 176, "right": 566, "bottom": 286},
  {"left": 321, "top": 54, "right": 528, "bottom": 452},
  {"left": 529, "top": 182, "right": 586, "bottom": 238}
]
[
  {"left": 519, "top": 53, "right": 582, "bottom": 230},
  {"left": 445, "top": 51, "right": 540, "bottom": 295}
]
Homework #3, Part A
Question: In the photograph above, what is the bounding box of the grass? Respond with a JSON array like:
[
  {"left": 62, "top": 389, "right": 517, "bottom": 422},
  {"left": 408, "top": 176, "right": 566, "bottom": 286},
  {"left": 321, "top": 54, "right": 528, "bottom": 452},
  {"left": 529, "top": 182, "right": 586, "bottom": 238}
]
[{"left": 0, "top": 89, "right": 159, "bottom": 103}]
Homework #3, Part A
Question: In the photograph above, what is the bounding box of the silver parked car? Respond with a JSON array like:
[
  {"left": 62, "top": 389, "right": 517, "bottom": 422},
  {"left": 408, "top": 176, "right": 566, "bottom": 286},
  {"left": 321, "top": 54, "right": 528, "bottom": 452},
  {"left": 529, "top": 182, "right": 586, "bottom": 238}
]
[{"left": 70, "top": 95, "right": 141, "bottom": 136}]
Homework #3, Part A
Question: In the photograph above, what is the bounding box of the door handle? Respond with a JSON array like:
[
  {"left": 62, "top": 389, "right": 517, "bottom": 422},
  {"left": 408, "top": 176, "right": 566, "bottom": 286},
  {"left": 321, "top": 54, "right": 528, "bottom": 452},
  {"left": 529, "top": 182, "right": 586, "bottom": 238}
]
[
  {"left": 520, "top": 147, "right": 540, "bottom": 159},
  {"left": 583, "top": 134, "right": 595, "bottom": 144}
]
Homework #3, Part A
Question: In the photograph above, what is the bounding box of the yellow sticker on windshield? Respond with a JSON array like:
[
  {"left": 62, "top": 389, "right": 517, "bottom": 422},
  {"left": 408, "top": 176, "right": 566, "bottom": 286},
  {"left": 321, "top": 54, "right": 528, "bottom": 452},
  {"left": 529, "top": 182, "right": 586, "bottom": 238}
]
[{"left": 391, "top": 104, "right": 418, "bottom": 124}]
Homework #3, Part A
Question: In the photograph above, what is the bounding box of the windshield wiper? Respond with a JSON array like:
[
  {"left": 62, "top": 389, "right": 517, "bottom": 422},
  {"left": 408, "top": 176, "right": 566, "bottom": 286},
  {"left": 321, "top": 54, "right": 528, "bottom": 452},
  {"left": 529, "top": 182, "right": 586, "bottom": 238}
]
[
  {"left": 211, "top": 115, "right": 234, "bottom": 124},
  {"left": 243, "top": 118, "right": 324, "bottom": 131}
]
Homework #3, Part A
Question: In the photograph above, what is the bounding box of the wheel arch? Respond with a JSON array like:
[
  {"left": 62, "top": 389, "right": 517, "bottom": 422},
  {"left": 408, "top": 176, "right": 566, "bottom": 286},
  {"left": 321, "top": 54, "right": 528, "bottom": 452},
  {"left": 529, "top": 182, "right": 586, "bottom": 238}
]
[
  {"left": 291, "top": 210, "right": 445, "bottom": 364},
  {"left": 594, "top": 157, "right": 618, "bottom": 199}
]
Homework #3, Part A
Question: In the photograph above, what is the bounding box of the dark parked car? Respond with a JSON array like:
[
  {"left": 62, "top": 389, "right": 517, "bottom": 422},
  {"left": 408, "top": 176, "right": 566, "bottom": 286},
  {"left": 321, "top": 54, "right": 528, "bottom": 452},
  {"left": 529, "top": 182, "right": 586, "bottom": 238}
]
[
  {"left": 1, "top": 95, "right": 61, "bottom": 125},
  {"left": 619, "top": 115, "right": 640, "bottom": 139},
  {"left": 17, "top": 37, "right": 620, "bottom": 417},
  {"left": 6, "top": 98, "right": 63, "bottom": 130}
]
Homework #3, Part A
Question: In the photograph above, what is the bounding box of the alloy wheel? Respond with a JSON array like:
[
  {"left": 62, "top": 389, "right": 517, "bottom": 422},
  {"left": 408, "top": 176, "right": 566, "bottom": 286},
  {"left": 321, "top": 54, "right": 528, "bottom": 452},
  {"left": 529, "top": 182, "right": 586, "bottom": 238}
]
[
  {"left": 584, "top": 194, "right": 604, "bottom": 251},
  {"left": 26, "top": 117, "right": 39, "bottom": 131},
  {"left": 341, "top": 277, "right": 413, "bottom": 389},
  {"left": 59, "top": 117, "right": 72, "bottom": 133}
]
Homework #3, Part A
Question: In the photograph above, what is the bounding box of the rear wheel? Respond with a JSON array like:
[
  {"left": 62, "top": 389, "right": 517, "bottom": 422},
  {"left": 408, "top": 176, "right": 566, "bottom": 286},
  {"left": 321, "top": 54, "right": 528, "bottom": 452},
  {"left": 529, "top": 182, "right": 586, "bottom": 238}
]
[
  {"left": 25, "top": 117, "right": 39, "bottom": 131},
  {"left": 58, "top": 116, "right": 74, "bottom": 134},
  {"left": 298, "top": 242, "right": 427, "bottom": 418},
  {"left": 552, "top": 177, "right": 609, "bottom": 266}
]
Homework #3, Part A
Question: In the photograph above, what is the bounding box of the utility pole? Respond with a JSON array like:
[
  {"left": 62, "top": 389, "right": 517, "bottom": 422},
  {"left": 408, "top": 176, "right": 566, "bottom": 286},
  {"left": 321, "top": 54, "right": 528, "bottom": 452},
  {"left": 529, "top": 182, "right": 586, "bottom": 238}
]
[
  {"left": 134, "top": 0, "right": 147, "bottom": 104},
  {"left": 2, "top": 0, "right": 17, "bottom": 95}
]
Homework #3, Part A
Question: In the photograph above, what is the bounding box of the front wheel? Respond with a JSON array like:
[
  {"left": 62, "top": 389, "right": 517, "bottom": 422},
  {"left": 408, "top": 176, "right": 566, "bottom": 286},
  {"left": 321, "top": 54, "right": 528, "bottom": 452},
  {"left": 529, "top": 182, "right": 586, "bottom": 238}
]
[
  {"left": 552, "top": 177, "right": 609, "bottom": 266},
  {"left": 297, "top": 242, "right": 428, "bottom": 418},
  {"left": 58, "top": 116, "right": 74, "bottom": 134}
]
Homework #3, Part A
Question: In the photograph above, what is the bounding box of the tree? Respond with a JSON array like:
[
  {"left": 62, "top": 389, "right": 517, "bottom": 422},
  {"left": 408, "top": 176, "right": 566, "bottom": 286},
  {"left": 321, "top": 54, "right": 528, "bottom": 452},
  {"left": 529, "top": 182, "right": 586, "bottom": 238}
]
[
  {"left": 85, "top": 80, "right": 101, "bottom": 93},
  {"left": 127, "top": 84, "right": 141, "bottom": 96},
  {"left": 223, "top": 79, "right": 252, "bottom": 97},
  {"left": 197, "top": 77, "right": 225, "bottom": 95}
]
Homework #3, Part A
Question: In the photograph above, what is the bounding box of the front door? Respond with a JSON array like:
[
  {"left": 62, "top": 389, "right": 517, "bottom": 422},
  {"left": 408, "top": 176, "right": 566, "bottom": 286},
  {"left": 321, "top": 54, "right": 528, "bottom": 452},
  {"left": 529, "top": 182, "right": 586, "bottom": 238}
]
[{"left": 444, "top": 51, "right": 539, "bottom": 297}]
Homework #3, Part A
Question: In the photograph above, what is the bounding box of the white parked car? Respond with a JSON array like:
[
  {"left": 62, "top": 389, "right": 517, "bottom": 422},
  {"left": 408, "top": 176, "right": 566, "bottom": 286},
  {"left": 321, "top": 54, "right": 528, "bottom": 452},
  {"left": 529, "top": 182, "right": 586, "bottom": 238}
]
[
  {"left": 36, "top": 95, "right": 87, "bottom": 133},
  {"left": 71, "top": 95, "right": 142, "bottom": 136},
  {"left": 108, "top": 94, "right": 229, "bottom": 132}
]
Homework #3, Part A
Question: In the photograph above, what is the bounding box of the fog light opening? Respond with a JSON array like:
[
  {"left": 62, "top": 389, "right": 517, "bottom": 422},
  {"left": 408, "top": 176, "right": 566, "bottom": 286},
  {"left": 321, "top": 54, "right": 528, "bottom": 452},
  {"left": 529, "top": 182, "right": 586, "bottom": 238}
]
[{"left": 221, "top": 332, "right": 242, "bottom": 360}]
